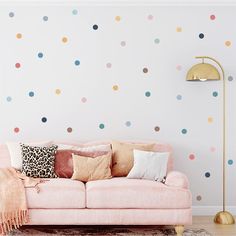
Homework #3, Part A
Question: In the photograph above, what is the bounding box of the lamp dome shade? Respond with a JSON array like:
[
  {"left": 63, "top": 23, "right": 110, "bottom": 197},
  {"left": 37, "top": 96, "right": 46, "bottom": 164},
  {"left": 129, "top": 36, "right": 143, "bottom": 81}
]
[{"left": 186, "top": 63, "right": 220, "bottom": 81}]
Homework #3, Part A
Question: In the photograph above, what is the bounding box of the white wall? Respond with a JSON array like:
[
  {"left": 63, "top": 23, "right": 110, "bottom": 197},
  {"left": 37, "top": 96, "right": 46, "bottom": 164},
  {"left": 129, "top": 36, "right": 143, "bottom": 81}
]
[{"left": 0, "top": 1, "right": 235, "bottom": 215}]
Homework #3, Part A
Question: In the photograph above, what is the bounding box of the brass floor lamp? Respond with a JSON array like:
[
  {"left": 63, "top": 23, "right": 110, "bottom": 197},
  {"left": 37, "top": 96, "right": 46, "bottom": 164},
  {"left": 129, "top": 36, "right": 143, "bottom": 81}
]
[{"left": 186, "top": 56, "right": 235, "bottom": 225}]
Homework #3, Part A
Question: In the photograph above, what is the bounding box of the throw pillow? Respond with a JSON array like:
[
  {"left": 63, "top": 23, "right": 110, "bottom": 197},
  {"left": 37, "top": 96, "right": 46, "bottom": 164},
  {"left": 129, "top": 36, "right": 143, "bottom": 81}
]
[
  {"left": 71, "top": 152, "right": 112, "bottom": 182},
  {"left": 55, "top": 150, "right": 109, "bottom": 178},
  {"left": 127, "top": 149, "right": 169, "bottom": 182},
  {"left": 21, "top": 144, "right": 58, "bottom": 178},
  {"left": 6, "top": 141, "right": 53, "bottom": 170},
  {"left": 111, "top": 141, "right": 156, "bottom": 177}
]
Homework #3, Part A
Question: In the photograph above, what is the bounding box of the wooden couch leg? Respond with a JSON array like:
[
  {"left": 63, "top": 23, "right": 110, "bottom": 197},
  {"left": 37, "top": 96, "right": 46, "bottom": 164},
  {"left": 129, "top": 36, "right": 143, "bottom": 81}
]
[{"left": 175, "top": 225, "right": 184, "bottom": 236}]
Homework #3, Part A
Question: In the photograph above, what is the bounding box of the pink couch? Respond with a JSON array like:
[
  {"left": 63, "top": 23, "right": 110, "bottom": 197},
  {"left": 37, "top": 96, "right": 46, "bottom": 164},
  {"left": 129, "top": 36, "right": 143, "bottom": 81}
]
[{"left": 0, "top": 142, "right": 192, "bottom": 235}]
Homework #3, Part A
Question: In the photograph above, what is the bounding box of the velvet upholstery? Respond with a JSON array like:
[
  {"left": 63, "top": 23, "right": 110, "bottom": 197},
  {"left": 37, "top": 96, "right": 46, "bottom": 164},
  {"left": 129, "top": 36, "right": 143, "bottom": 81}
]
[{"left": 86, "top": 177, "right": 191, "bottom": 209}]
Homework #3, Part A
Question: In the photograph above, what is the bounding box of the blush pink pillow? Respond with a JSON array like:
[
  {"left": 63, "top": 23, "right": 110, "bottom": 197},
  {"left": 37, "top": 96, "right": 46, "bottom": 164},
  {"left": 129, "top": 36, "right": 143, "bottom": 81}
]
[{"left": 55, "top": 150, "right": 109, "bottom": 178}]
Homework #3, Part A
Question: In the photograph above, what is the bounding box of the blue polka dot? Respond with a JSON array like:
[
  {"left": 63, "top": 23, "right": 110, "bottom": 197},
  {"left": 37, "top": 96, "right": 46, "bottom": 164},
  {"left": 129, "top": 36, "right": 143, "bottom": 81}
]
[
  {"left": 93, "top": 24, "right": 98, "bottom": 30},
  {"left": 205, "top": 172, "right": 210, "bottom": 178},
  {"left": 29, "top": 91, "right": 34, "bottom": 97},
  {"left": 212, "top": 91, "right": 218, "bottom": 97},
  {"left": 99, "top": 123, "right": 105, "bottom": 129},
  {"left": 74, "top": 60, "right": 80, "bottom": 66},
  {"left": 228, "top": 160, "right": 233, "bottom": 165},
  {"left": 43, "top": 16, "right": 48, "bottom": 21},
  {"left": 6, "top": 96, "right": 12, "bottom": 102},
  {"left": 72, "top": 9, "right": 78, "bottom": 15},
  {"left": 176, "top": 94, "right": 182, "bottom": 100},
  {"left": 125, "top": 121, "right": 131, "bottom": 127},
  {"left": 145, "top": 91, "right": 151, "bottom": 97},
  {"left": 181, "top": 129, "right": 187, "bottom": 134},
  {"left": 38, "top": 52, "right": 43, "bottom": 58},
  {"left": 9, "top": 12, "right": 14, "bottom": 17},
  {"left": 41, "top": 117, "right": 47, "bottom": 123}
]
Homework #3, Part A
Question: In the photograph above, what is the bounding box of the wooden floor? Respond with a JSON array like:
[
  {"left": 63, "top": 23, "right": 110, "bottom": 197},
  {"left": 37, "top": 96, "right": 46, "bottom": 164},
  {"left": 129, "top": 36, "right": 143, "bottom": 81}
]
[{"left": 187, "top": 216, "right": 236, "bottom": 236}]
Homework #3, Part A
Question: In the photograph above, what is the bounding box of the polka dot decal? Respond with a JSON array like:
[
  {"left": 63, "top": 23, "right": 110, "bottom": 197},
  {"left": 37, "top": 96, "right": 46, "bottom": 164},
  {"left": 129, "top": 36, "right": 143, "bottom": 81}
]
[
  {"left": 115, "top": 16, "right": 121, "bottom": 21},
  {"left": 147, "top": 14, "right": 154, "bottom": 20},
  {"left": 181, "top": 129, "right": 187, "bottom": 134},
  {"left": 14, "top": 127, "right": 20, "bottom": 133},
  {"left": 41, "top": 117, "right": 47, "bottom": 123},
  {"left": 210, "top": 14, "right": 216, "bottom": 20},
  {"left": 9, "top": 12, "right": 14, "bottom": 17},
  {"left": 112, "top": 85, "right": 119, "bottom": 91},
  {"left": 228, "top": 160, "right": 233, "bottom": 165},
  {"left": 72, "top": 9, "right": 78, "bottom": 15},
  {"left": 145, "top": 91, "right": 151, "bottom": 97},
  {"left": 196, "top": 195, "right": 202, "bottom": 201},
  {"left": 74, "top": 60, "right": 80, "bottom": 66},
  {"left": 67, "top": 127, "right": 73, "bottom": 133},
  {"left": 81, "top": 97, "right": 87, "bottom": 103},
  {"left": 176, "top": 27, "right": 182, "bottom": 32},
  {"left": 15, "top": 63, "right": 21, "bottom": 68},
  {"left": 143, "top": 68, "right": 148, "bottom": 73},
  {"left": 212, "top": 91, "right": 218, "bottom": 97},
  {"left": 154, "top": 38, "right": 160, "bottom": 44},
  {"left": 38, "top": 52, "right": 43, "bottom": 58},
  {"left": 125, "top": 121, "right": 131, "bottom": 127},
  {"left": 228, "top": 75, "right": 234, "bottom": 81},
  {"left": 176, "top": 94, "right": 182, "bottom": 100},
  {"left": 120, "top": 41, "right": 126, "bottom": 47},
  {"left": 43, "top": 16, "right": 48, "bottom": 21},
  {"left": 205, "top": 172, "right": 211, "bottom": 178},
  {"left": 55, "top": 89, "right": 61, "bottom": 95},
  {"left": 16, "top": 33, "right": 22, "bottom": 39},
  {"left": 6, "top": 96, "right": 12, "bottom": 102},
  {"left": 199, "top": 33, "right": 204, "bottom": 39},
  {"left": 93, "top": 24, "right": 98, "bottom": 30},
  {"left": 189, "top": 154, "right": 195, "bottom": 160},
  {"left": 62, "top": 37, "right": 68, "bottom": 43},
  {"left": 154, "top": 126, "right": 160, "bottom": 132},
  {"left": 29, "top": 91, "right": 35, "bottom": 97},
  {"left": 106, "top": 63, "right": 112, "bottom": 68},
  {"left": 225, "top": 41, "right": 231, "bottom": 47},
  {"left": 99, "top": 123, "right": 105, "bottom": 129},
  {"left": 208, "top": 117, "right": 213, "bottom": 123}
]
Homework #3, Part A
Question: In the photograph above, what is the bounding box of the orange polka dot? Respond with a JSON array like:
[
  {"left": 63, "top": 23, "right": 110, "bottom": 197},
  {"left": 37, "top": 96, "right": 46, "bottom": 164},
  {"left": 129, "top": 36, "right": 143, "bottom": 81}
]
[
  {"left": 208, "top": 117, "right": 213, "bottom": 123},
  {"left": 115, "top": 16, "right": 121, "bottom": 21},
  {"left": 176, "top": 27, "right": 182, "bottom": 32},
  {"left": 16, "top": 33, "right": 22, "bottom": 39},
  {"left": 55, "top": 89, "right": 61, "bottom": 95},
  {"left": 112, "top": 85, "right": 119, "bottom": 91},
  {"left": 62, "top": 37, "right": 68, "bottom": 43},
  {"left": 225, "top": 41, "right": 231, "bottom": 47}
]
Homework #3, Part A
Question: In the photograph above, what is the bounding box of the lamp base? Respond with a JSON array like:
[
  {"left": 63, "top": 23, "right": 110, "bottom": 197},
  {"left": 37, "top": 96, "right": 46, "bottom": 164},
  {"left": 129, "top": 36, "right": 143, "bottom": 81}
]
[{"left": 214, "top": 211, "right": 235, "bottom": 225}]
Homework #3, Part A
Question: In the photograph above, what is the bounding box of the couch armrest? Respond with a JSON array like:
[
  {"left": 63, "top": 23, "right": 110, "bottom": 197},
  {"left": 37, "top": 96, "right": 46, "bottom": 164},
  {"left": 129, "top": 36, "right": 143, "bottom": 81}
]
[{"left": 165, "top": 171, "right": 189, "bottom": 189}]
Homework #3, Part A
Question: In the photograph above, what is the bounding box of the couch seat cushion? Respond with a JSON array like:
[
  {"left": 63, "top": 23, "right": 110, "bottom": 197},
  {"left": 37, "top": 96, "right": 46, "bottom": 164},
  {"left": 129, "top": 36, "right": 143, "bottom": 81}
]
[
  {"left": 26, "top": 178, "right": 85, "bottom": 209},
  {"left": 86, "top": 177, "right": 191, "bottom": 209}
]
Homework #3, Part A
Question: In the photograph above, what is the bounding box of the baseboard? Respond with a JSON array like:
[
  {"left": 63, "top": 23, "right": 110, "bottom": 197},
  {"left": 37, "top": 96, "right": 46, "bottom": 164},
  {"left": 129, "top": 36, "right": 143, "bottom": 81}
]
[{"left": 192, "top": 206, "right": 236, "bottom": 216}]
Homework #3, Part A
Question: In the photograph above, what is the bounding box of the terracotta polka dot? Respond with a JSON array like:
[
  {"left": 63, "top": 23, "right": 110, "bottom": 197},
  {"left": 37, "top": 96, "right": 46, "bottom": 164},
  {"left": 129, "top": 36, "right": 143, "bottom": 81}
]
[
  {"left": 225, "top": 41, "right": 231, "bottom": 47},
  {"left": 154, "top": 126, "right": 160, "bottom": 132},
  {"left": 14, "top": 127, "right": 20, "bottom": 133},
  {"left": 15, "top": 63, "right": 21, "bottom": 68},
  {"left": 106, "top": 63, "right": 112, "bottom": 68},
  {"left": 147, "top": 14, "right": 154, "bottom": 20},
  {"left": 67, "top": 127, "right": 72, "bottom": 133},
  {"left": 210, "top": 14, "right": 216, "bottom": 20},
  {"left": 16, "top": 33, "right": 22, "bottom": 39},
  {"left": 81, "top": 97, "right": 87, "bottom": 103},
  {"left": 113, "top": 85, "right": 119, "bottom": 91},
  {"left": 176, "top": 27, "right": 182, "bottom": 32},
  {"left": 208, "top": 117, "right": 213, "bottom": 123},
  {"left": 55, "top": 89, "right": 61, "bottom": 95},
  {"left": 115, "top": 16, "right": 121, "bottom": 21},
  {"left": 210, "top": 147, "right": 216, "bottom": 152},
  {"left": 62, "top": 37, "right": 68, "bottom": 43},
  {"left": 176, "top": 65, "right": 182, "bottom": 71},
  {"left": 196, "top": 195, "right": 202, "bottom": 201},
  {"left": 143, "top": 68, "right": 148, "bottom": 73},
  {"left": 189, "top": 154, "right": 195, "bottom": 160}
]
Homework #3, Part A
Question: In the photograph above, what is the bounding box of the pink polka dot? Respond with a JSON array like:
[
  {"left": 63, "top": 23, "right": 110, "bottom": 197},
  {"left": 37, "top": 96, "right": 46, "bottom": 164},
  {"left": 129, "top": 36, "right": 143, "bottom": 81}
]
[
  {"left": 14, "top": 127, "right": 20, "bottom": 133},
  {"left": 210, "top": 14, "right": 216, "bottom": 20},
  {"left": 106, "top": 63, "right": 112, "bottom": 68},
  {"left": 120, "top": 41, "right": 126, "bottom": 47},
  {"left": 15, "top": 63, "right": 21, "bottom": 68},
  {"left": 81, "top": 97, "right": 87, "bottom": 103},
  {"left": 189, "top": 154, "right": 195, "bottom": 160},
  {"left": 147, "top": 14, "right": 154, "bottom": 20},
  {"left": 210, "top": 147, "right": 216, "bottom": 152},
  {"left": 176, "top": 65, "right": 182, "bottom": 71}
]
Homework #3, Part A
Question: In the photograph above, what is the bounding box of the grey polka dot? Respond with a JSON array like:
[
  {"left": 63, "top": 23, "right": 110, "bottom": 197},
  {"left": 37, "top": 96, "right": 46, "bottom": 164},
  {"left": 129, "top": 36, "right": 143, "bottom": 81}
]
[
  {"left": 228, "top": 76, "right": 234, "bottom": 81},
  {"left": 9, "top": 12, "right": 14, "bottom": 17},
  {"left": 196, "top": 195, "right": 202, "bottom": 201},
  {"left": 43, "top": 16, "right": 48, "bottom": 21}
]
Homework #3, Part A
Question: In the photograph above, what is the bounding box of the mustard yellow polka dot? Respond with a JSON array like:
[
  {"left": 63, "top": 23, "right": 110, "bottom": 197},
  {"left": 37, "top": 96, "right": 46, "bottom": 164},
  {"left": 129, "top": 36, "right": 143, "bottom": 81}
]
[
  {"left": 62, "top": 37, "right": 68, "bottom": 43},
  {"left": 115, "top": 16, "right": 121, "bottom": 22},
  {"left": 208, "top": 117, "right": 213, "bottom": 123},
  {"left": 16, "top": 33, "right": 22, "bottom": 39},
  {"left": 225, "top": 41, "right": 231, "bottom": 47},
  {"left": 112, "top": 85, "right": 119, "bottom": 91},
  {"left": 176, "top": 27, "right": 182, "bottom": 32},
  {"left": 55, "top": 89, "right": 61, "bottom": 95}
]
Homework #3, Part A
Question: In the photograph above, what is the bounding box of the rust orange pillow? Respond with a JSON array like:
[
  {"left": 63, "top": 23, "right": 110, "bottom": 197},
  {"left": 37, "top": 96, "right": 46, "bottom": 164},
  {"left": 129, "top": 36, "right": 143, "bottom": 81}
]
[
  {"left": 111, "top": 141, "right": 156, "bottom": 177},
  {"left": 55, "top": 150, "right": 109, "bottom": 178},
  {"left": 71, "top": 153, "right": 112, "bottom": 182}
]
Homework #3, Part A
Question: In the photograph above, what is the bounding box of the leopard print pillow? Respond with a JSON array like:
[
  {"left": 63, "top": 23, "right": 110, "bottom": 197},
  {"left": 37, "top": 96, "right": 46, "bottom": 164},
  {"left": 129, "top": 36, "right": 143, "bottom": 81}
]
[{"left": 21, "top": 144, "right": 58, "bottom": 178}]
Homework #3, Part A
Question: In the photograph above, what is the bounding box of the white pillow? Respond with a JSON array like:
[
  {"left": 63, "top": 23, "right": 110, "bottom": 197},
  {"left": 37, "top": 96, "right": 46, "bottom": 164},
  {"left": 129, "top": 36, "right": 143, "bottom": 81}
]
[
  {"left": 6, "top": 141, "right": 53, "bottom": 170},
  {"left": 127, "top": 149, "right": 169, "bottom": 182}
]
